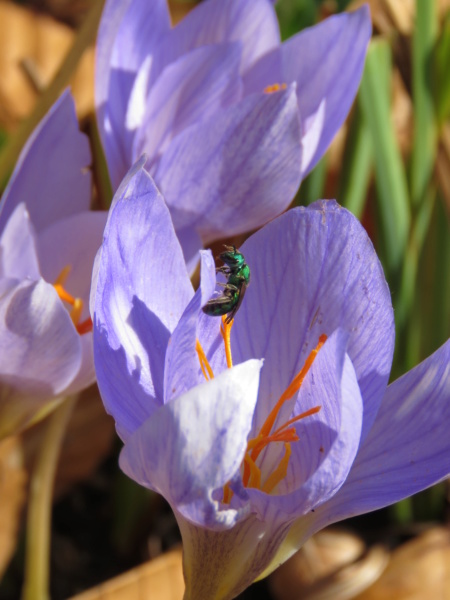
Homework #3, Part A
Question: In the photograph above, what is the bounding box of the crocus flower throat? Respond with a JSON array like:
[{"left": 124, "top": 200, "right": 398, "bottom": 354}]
[
  {"left": 53, "top": 265, "right": 92, "bottom": 335},
  {"left": 196, "top": 318, "right": 324, "bottom": 501}
]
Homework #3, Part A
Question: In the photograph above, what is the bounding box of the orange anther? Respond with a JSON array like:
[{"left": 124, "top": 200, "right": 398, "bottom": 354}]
[{"left": 264, "top": 83, "right": 287, "bottom": 94}]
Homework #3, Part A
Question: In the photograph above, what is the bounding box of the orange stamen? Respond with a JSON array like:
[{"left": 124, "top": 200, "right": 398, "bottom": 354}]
[
  {"left": 258, "top": 334, "right": 327, "bottom": 439},
  {"left": 53, "top": 265, "right": 71, "bottom": 286},
  {"left": 53, "top": 266, "right": 91, "bottom": 336},
  {"left": 262, "top": 443, "right": 291, "bottom": 494},
  {"left": 76, "top": 317, "right": 93, "bottom": 335},
  {"left": 264, "top": 83, "right": 288, "bottom": 94},
  {"left": 239, "top": 335, "right": 326, "bottom": 496},
  {"left": 223, "top": 483, "right": 233, "bottom": 504},
  {"left": 244, "top": 452, "right": 261, "bottom": 489},
  {"left": 196, "top": 339, "right": 214, "bottom": 381},
  {"left": 220, "top": 316, "right": 234, "bottom": 368}
]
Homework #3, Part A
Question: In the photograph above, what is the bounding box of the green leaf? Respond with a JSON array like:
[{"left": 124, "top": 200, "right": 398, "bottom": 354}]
[
  {"left": 435, "top": 12, "right": 450, "bottom": 126},
  {"left": 410, "top": 0, "right": 438, "bottom": 208},
  {"left": 358, "top": 40, "right": 410, "bottom": 274},
  {"left": 338, "top": 104, "right": 373, "bottom": 219}
]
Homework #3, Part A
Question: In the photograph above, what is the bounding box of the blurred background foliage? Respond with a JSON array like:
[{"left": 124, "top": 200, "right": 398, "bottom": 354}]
[{"left": 0, "top": 0, "right": 448, "bottom": 598}]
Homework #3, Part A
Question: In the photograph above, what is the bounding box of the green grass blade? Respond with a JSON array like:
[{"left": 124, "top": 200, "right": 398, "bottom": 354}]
[
  {"left": 435, "top": 12, "right": 450, "bottom": 126},
  {"left": 338, "top": 105, "right": 373, "bottom": 219},
  {"left": 358, "top": 41, "right": 410, "bottom": 274},
  {"left": 411, "top": 0, "right": 438, "bottom": 208}
]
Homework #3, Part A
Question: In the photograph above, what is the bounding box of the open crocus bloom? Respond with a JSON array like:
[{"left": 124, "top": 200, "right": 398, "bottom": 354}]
[
  {"left": 96, "top": 0, "right": 371, "bottom": 267},
  {"left": 0, "top": 91, "right": 107, "bottom": 438},
  {"left": 93, "top": 160, "right": 449, "bottom": 600}
]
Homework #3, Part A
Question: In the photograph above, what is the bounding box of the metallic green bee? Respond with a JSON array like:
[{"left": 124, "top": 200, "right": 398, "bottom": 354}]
[{"left": 202, "top": 245, "right": 250, "bottom": 323}]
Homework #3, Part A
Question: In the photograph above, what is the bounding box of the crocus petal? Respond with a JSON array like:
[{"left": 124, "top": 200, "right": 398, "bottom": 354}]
[
  {"left": 0, "top": 90, "right": 91, "bottom": 233},
  {"left": 0, "top": 203, "right": 40, "bottom": 280},
  {"left": 0, "top": 279, "right": 81, "bottom": 397},
  {"left": 175, "top": 226, "right": 204, "bottom": 274},
  {"left": 96, "top": 0, "right": 171, "bottom": 186},
  {"left": 94, "top": 161, "right": 193, "bottom": 439},
  {"left": 178, "top": 511, "right": 290, "bottom": 600},
  {"left": 133, "top": 43, "right": 243, "bottom": 167},
  {"left": 233, "top": 201, "right": 394, "bottom": 441},
  {"left": 164, "top": 250, "right": 216, "bottom": 404},
  {"left": 120, "top": 359, "right": 263, "bottom": 528},
  {"left": 244, "top": 6, "right": 372, "bottom": 175},
  {"left": 37, "top": 211, "right": 107, "bottom": 315},
  {"left": 316, "top": 339, "right": 450, "bottom": 523},
  {"left": 264, "top": 339, "right": 450, "bottom": 577},
  {"left": 155, "top": 85, "right": 302, "bottom": 242},
  {"left": 163, "top": 0, "right": 280, "bottom": 74}
]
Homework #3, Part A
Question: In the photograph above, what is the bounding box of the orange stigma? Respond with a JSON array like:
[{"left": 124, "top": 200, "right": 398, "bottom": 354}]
[
  {"left": 53, "top": 266, "right": 92, "bottom": 335},
  {"left": 264, "top": 83, "right": 287, "bottom": 94},
  {"left": 196, "top": 315, "right": 326, "bottom": 501}
]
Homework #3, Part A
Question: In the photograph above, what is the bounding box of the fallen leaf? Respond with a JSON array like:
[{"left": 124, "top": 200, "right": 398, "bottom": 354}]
[
  {"left": 68, "top": 548, "right": 184, "bottom": 600},
  {"left": 270, "top": 528, "right": 388, "bottom": 600},
  {"left": 0, "top": 0, "right": 94, "bottom": 130},
  {"left": 354, "top": 528, "right": 450, "bottom": 600}
]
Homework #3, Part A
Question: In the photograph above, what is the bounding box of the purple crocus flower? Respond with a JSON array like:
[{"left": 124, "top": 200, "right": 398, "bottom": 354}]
[
  {"left": 94, "top": 161, "right": 450, "bottom": 599},
  {"left": 0, "top": 91, "right": 107, "bottom": 439},
  {"left": 96, "top": 0, "right": 371, "bottom": 267}
]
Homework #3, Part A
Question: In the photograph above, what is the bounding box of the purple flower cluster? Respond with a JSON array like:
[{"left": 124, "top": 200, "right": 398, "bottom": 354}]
[
  {"left": 0, "top": 2, "right": 448, "bottom": 598},
  {"left": 0, "top": 92, "right": 106, "bottom": 438},
  {"left": 96, "top": 0, "right": 371, "bottom": 267},
  {"left": 93, "top": 161, "right": 449, "bottom": 599}
]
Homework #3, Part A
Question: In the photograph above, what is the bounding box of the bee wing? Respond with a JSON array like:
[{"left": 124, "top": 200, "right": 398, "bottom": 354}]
[{"left": 224, "top": 282, "right": 247, "bottom": 324}]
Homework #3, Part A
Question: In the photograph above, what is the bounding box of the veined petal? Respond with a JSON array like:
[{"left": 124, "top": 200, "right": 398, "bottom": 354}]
[
  {"left": 265, "top": 339, "right": 450, "bottom": 577},
  {"left": 240, "top": 330, "right": 362, "bottom": 524},
  {"left": 133, "top": 43, "right": 243, "bottom": 166},
  {"left": 0, "top": 279, "right": 81, "bottom": 398},
  {"left": 233, "top": 201, "right": 393, "bottom": 441},
  {"left": 0, "top": 203, "right": 40, "bottom": 280},
  {"left": 96, "top": 0, "right": 170, "bottom": 187},
  {"left": 94, "top": 161, "right": 192, "bottom": 439},
  {"left": 120, "top": 359, "right": 263, "bottom": 528},
  {"left": 316, "top": 339, "right": 450, "bottom": 522},
  {"left": 178, "top": 511, "right": 290, "bottom": 600},
  {"left": 244, "top": 6, "right": 372, "bottom": 175},
  {"left": 37, "top": 211, "right": 107, "bottom": 318},
  {"left": 0, "top": 91, "right": 91, "bottom": 233},
  {"left": 36, "top": 211, "right": 107, "bottom": 395},
  {"left": 164, "top": 250, "right": 216, "bottom": 404},
  {"left": 155, "top": 85, "right": 302, "bottom": 241},
  {"left": 163, "top": 0, "right": 280, "bottom": 74},
  {"left": 175, "top": 226, "right": 203, "bottom": 275}
]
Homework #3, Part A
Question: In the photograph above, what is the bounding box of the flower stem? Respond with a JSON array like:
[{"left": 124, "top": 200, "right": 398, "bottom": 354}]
[{"left": 22, "top": 396, "right": 77, "bottom": 600}]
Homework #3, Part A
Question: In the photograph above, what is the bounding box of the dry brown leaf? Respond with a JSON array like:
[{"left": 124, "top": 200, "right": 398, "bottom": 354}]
[
  {"left": 168, "top": 0, "right": 198, "bottom": 25},
  {"left": 350, "top": 0, "right": 450, "bottom": 35},
  {"left": 270, "top": 529, "right": 388, "bottom": 600},
  {"left": 69, "top": 548, "right": 184, "bottom": 600},
  {"left": 354, "top": 527, "right": 450, "bottom": 600},
  {"left": 0, "top": 435, "right": 27, "bottom": 579},
  {"left": 0, "top": 0, "right": 94, "bottom": 129},
  {"left": 24, "top": 385, "right": 115, "bottom": 499}
]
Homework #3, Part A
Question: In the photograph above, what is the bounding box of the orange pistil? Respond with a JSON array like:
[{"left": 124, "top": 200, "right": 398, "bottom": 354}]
[
  {"left": 220, "top": 316, "right": 234, "bottom": 368},
  {"left": 196, "top": 314, "right": 326, "bottom": 502},
  {"left": 53, "top": 266, "right": 92, "bottom": 335},
  {"left": 264, "top": 83, "right": 287, "bottom": 94},
  {"left": 240, "top": 334, "right": 326, "bottom": 496}
]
